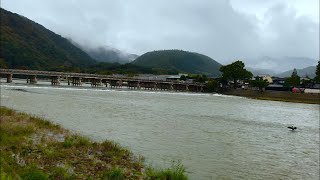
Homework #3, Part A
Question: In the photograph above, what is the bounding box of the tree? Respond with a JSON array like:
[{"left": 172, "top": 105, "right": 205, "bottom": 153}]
[
  {"left": 187, "top": 74, "right": 208, "bottom": 83},
  {"left": 205, "top": 79, "right": 218, "bottom": 92},
  {"left": 250, "top": 77, "right": 269, "bottom": 92},
  {"left": 219, "top": 60, "right": 253, "bottom": 89},
  {"left": 314, "top": 61, "right": 320, "bottom": 83},
  {"left": 285, "top": 68, "right": 301, "bottom": 87},
  {"left": 301, "top": 76, "right": 312, "bottom": 88},
  {"left": 180, "top": 75, "right": 187, "bottom": 81}
]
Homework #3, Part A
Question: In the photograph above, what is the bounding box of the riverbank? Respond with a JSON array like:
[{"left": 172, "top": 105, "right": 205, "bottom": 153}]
[
  {"left": 0, "top": 107, "right": 187, "bottom": 179},
  {"left": 222, "top": 89, "right": 320, "bottom": 104}
]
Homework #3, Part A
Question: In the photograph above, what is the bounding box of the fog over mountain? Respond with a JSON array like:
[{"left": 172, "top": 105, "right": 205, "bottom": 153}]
[
  {"left": 246, "top": 56, "right": 318, "bottom": 74},
  {"left": 276, "top": 66, "right": 317, "bottom": 78},
  {"left": 69, "top": 39, "right": 138, "bottom": 64},
  {"left": 2, "top": 0, "right": 319, "bottom": 70}
]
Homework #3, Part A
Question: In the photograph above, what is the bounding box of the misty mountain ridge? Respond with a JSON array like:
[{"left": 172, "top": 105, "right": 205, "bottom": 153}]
[
  {"left": 86, "top": 46, "right": 138, "bottom": 64},
  {"left": 245, "top": 56, "right": 317, "bottom": 74},
  {"left": 69, "top": 39, "right": 138, "bottom": 64},
  {"left": 275, "top": 66, "right": 316, "bottom": 78},
  {"left": 246, "top": 67, "right": 277, "bottom": 76}
]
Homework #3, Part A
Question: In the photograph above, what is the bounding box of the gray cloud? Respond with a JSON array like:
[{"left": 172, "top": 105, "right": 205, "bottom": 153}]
[{"left": 2, "top": 0, "right": 319, "bottom": 70}]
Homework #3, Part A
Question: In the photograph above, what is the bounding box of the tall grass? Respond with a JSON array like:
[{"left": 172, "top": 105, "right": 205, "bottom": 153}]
[
  {"left": 103, "top": 167, "right": 125, "bottom": 180},
  {"left": 146, "top": 161, "right": 188, "bottom": 180}
]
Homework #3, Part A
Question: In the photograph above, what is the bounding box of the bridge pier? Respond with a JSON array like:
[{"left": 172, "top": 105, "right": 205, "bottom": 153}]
[
  {"left": 51, "top": 76, "right": 60, "bottom": 86},
  {"left": 110, "top": 79, "right": 122, "bottom": 88},
  {"left": 172, "top": 83, "right": 188, "bottom": 91},
  {"left": 91, "top": 78, "right": 102, "bottom": 87},
  {"left": 70, "top": 77, "right": 82, "bottom": 86},
  {"left": 102, "top": 79, "right": 108, "bottom": 87},
  {"left": 127, "top": 80, "right": 140, "bottom": 89},
  {"left": 29, "top": 75, "right": 37, "bottom": 84},
  {"left": 6, "top": 74, "right": 13, "bottom": 83},
  {"left": 188, "top": 84, "right": 203, "bottom": 92},
  {"left": 156, "top": 82, "right": 172, "bottom": 91},
  {"left": 143, "top": 81, "right": 157, "bottom": 90}
]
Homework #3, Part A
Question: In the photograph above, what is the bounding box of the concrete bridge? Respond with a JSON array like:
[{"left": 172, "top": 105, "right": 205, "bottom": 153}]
[{"left": 0, "top": 69, "right": 204, "bottom": 92}]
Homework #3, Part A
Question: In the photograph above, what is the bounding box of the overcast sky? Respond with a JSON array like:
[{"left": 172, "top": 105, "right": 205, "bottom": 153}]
[{"left": 2, "top": 0, "right": 319, "bottom": 68}]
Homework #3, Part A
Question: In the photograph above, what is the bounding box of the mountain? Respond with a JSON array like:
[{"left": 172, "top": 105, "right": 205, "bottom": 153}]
[
  {"left": 80, "top": 46, "right": 138, "bottom": 64},
  {"left": 245, "top": 56, "right": 317, "bottom": 73},
  {"left": 276, "top": 66, "right": 316, "bottom": 78},
  {"left": 131, "top": 50, "right": 222, "bottom": 76},
  {"left": 0, "top": 8, "right": 95, "bottom": 70},
  {"left": 246, "top": 67, "right": 276, "bottom": 76}
]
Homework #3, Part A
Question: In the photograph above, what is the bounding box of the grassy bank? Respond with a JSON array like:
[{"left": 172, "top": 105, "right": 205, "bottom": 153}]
[
  {"left": 0, "top": 107, "right": 187, "bottom": 179},
  {"left": 222, "top": 89, "right": 320, "bottom": 104}
]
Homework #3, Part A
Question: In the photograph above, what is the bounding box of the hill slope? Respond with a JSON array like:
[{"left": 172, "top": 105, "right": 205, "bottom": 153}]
[
  {"left": 82, "top": 46, "right": 138, "bottom": 64},
  {"left": 68, "top": 39, "right": 138, "bottom": 64},
  {"left": 276, "top": 66, "right": 316, "bottom": 78},
  {"left": 0, "top": 8, "right": 95, "bottom": 70},
  {"left": 131, "top": 50, "right": 221, "bottom": 76}
]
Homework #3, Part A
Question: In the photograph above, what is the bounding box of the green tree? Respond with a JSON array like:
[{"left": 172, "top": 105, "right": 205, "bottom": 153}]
[
  {"left": 301, "top": 75, "right": 312, "bottom": 87},
  {"left": 250, "top": 77, "right": 269, "bottom": 92},
  {"left": 205, "top": 79, "right": 218, "bottom": 92},
  {"left": 219, "top": 60, "right": 253, "bottom": 89},
  {"left": 285, "top": 68, "right": 301, "bottom": 87},
  {"left": 314, "top": 61, "right": 320, "bottom": 83},
  {"left": 187, "top": 74, "right": 208, "bottom": 83},
  {"left": 180, "top": 75, "right": 187, "bottom": 81}
]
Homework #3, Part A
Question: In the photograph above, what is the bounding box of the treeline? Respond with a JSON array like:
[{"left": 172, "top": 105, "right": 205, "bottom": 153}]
[{"left": 204, "top": 60, "right": 320, "bottom": 93}]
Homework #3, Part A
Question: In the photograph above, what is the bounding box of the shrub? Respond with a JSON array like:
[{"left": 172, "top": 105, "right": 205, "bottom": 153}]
[
  {"left": 146, "top": 162, "right": 187, "bottom": 180},
  {"left": 21, "top": 167, "right": 48, "bottom": 180},
  {"left": 103, "top": 167, "right": 125, "bottom": 180}
]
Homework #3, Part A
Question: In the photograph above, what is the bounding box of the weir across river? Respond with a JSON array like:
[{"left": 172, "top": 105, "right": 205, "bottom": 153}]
[{"left": 0, "top": 69, "right": 204, "bottom": 92}]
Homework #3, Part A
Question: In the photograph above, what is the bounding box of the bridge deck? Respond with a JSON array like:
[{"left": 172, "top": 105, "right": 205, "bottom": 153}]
[{"left": 0, "top": 69, "right": 205, "bottom": 90}]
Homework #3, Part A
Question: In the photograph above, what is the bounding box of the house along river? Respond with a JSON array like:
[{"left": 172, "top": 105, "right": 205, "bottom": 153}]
[{"left": 1, "top": 80, "right": 319, "bottom": 179}]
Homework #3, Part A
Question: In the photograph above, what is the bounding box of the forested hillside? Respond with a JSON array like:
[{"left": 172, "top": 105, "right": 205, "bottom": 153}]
[
  {"left": 0, "top": 8, "right": 95, "bottom": 70},
  {"left": 132, "top": 50, "right": 222, "bottom": 76}
]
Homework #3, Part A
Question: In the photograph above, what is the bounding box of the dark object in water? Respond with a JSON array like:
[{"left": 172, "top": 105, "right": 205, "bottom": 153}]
[{"left": 287, "top": 126, "right": 297, "bottom": 131}]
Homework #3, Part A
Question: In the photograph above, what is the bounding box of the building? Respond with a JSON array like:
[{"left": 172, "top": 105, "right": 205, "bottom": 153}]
[
  {"left": 166, "top": 73, "right": 188, "bottom": 81},
  {"left": 272, "top": 77, "right": 286, "bottom": 85},
  {"left": 254, "top": 74, "right": 273, "bottom": 83},
  {"left": 265, "top": 84, "right": 289, "bottom": 91}
]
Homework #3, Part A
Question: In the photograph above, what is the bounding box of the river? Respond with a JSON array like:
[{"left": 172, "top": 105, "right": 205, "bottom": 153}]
[{"left": 1, "top": 80, "right": 319, "bottom": 179}]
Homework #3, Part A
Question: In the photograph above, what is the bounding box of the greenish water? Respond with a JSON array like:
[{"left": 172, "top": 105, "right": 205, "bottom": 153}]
[{"left": 1, "top": 81, "right": 319, "bottom": 179}]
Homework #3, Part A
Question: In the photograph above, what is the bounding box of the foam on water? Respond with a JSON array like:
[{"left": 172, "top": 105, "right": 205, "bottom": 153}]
[{"left": 0, "top": 83, "right": 238, "bottom": 98}]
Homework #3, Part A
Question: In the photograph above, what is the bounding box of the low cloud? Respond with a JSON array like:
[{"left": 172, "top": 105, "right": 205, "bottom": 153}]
[{"left": 2, "top": 0, "right": 319, "bottom": 70}]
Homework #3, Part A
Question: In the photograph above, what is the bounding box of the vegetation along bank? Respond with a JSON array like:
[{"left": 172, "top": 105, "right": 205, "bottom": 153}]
[{"left": 0, "top": 107, "right": 187, "bottom": 179}]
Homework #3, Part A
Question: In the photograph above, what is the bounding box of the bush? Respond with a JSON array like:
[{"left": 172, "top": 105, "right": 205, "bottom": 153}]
[
  {"left": 103, "top": 167, "right": 125, "bottom": 180},
  {"left": 62, "top": 136, "right": 91, "bottom": 148},
  {"left": 146, "top": 162, "right": 187, "bottom": 180},
  {"left": 21, "top": 168, "right": 48, "bottom": 180}
]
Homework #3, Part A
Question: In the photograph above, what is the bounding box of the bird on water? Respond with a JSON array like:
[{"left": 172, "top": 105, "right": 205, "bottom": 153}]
[{"left": 287, "top": 126, "right": 297, "bottom": 131}]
